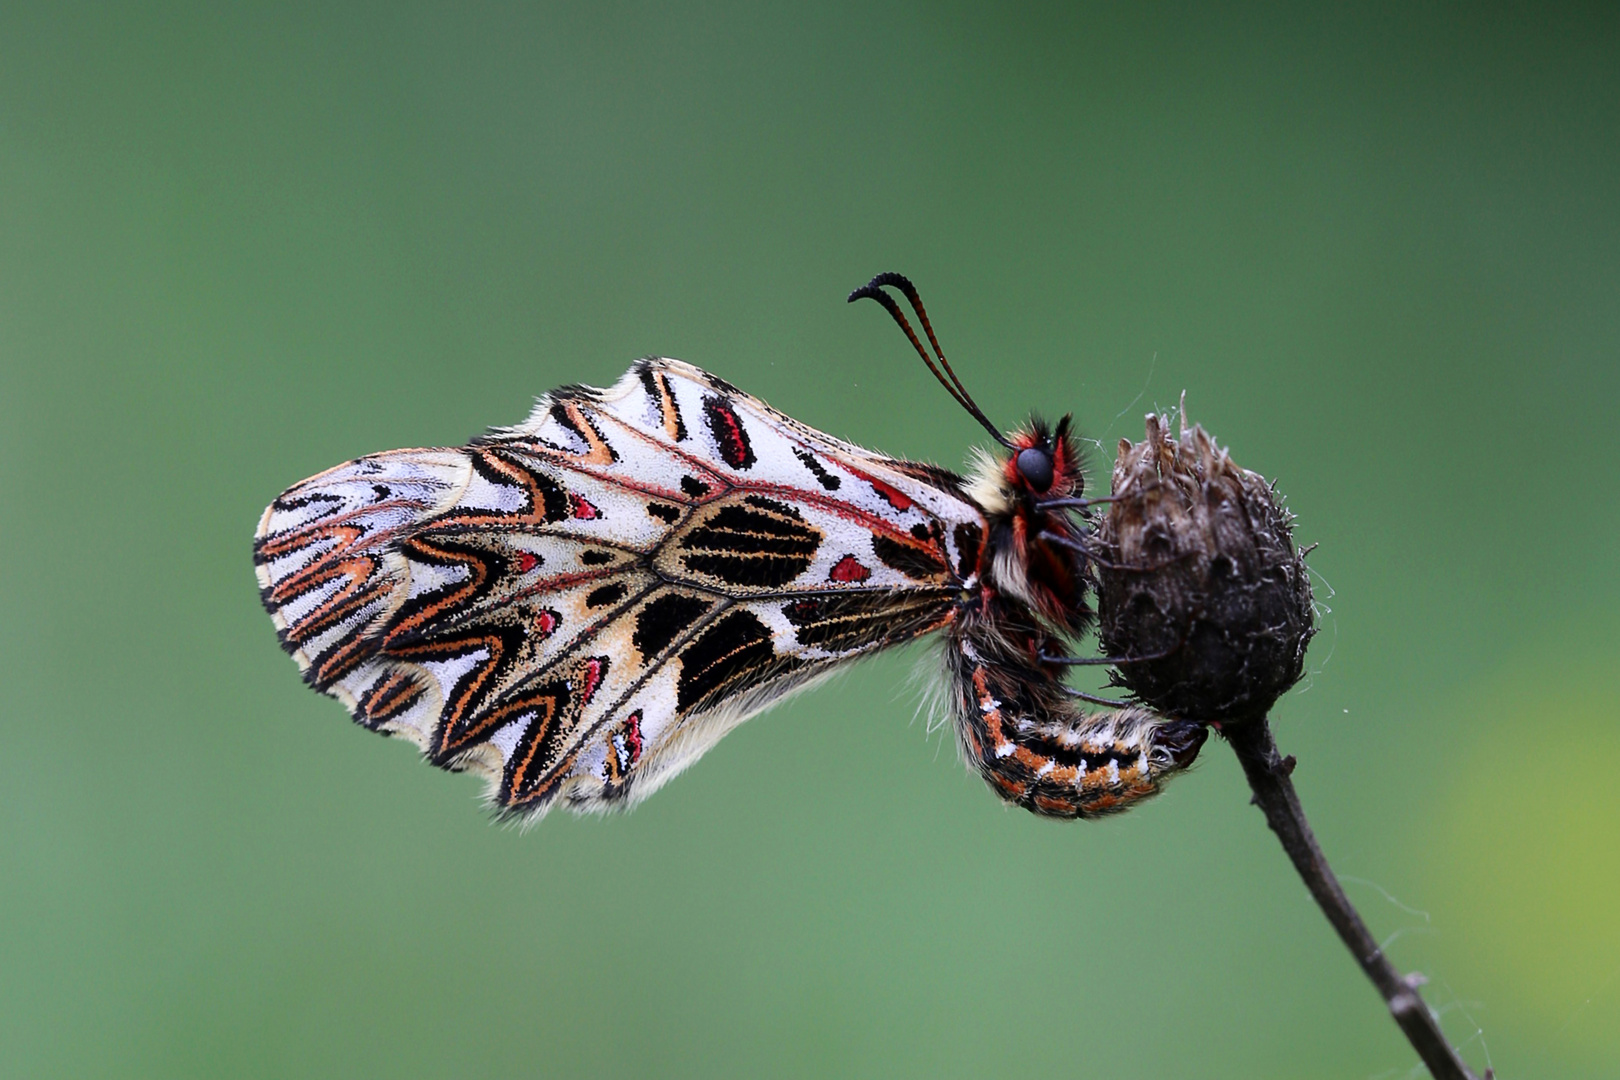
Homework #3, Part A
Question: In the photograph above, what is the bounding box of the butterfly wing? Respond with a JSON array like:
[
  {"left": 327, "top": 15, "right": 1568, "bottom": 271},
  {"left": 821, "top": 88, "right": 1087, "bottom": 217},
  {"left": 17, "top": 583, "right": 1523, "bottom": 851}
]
[{"left": 255, "top": 359, "right": 986, "bottom": 818}]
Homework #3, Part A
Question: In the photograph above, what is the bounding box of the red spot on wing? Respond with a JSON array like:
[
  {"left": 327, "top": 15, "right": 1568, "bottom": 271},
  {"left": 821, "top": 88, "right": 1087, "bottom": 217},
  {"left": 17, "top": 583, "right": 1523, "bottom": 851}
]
[
  {"left": 828, "top": 554, "right": 872, "bottom": 583},
  {"left": 843, "top": 465, "right": 915, "bottom": 512},
  {"left": 622, "top": 711, "right": 643, "bottom": 764},
  {"left": 608, "top": 709, "right": 646, "bottom": 782},
  {"left": 868, "top": 477, "right": 913, "bottom": 511},
  {"left": 569, "top": 494, "right": 601, "bottom": 520},
  {"left": 704, "top": 397, "right": 754, "bottom": 469},
  {"left": 577, "top": 657, "right": 605, "bottom": 705},
  {"left": 516, "top": 552, "right": 539, "bottom": 573},
  {"left": 534, "top": 610, "right": 558, "bottom": 638},
  {"left": 715, "top": 410, "right": 746, "bottom": 462}
]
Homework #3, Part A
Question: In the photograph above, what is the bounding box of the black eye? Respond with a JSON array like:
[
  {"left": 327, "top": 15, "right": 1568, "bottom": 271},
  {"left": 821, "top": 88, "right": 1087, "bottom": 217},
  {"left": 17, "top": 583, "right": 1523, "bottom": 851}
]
[{"left": 1015, "top": 447, "right": 1054, "bottom": 492}]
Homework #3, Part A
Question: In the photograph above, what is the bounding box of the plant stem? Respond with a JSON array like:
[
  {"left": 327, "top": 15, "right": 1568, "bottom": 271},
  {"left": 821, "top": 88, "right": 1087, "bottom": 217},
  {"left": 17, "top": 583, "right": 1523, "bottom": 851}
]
[{"left": 1222, "top": 718, "right": 1483, "bottom": 1080}]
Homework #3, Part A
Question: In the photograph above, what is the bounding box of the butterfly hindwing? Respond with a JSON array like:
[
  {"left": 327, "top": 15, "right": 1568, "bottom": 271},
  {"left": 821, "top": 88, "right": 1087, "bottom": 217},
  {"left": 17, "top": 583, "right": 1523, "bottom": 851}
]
[{"left": 255, "top": 359, "right": 986, "bottom": 817}]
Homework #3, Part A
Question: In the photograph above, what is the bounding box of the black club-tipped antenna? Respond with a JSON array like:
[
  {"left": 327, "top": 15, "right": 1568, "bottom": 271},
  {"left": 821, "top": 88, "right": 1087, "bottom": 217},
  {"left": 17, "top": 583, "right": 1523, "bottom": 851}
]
[{"left": 848, "top": 272, "right": 1013, "bottom": 450}]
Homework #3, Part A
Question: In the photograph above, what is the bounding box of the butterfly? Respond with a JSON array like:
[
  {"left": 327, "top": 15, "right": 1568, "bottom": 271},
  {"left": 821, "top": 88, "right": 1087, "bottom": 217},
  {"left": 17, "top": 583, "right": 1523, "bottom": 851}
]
[{"left": 253, "top": 273, "right": 1207, "bottom": 821}]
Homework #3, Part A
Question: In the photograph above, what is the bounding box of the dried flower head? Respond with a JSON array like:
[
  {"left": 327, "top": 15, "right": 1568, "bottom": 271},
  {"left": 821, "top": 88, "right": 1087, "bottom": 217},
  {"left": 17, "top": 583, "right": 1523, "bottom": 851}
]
[{"left": 1095, "top": 404, "right": 1315, "bottom": 724}]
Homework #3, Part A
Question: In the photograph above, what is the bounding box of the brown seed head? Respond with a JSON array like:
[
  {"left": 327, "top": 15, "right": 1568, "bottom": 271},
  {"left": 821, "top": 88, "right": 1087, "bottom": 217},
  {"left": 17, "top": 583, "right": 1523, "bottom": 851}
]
[{"left": 1096, "top": 404, "right": 1315, "bottom": 724}]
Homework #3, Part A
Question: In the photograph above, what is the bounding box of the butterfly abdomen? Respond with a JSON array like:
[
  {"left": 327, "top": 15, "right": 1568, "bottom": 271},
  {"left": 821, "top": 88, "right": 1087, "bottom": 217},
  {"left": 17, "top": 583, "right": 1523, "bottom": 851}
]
[{"left": 946, "top": 610, "right": 1206, "bottom": 819}]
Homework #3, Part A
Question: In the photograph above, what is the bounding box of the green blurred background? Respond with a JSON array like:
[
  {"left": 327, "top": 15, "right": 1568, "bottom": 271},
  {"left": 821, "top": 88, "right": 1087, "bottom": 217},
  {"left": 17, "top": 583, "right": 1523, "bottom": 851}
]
[{"left": 3, "top": 3, "right": 1616, "bottom": 1077}]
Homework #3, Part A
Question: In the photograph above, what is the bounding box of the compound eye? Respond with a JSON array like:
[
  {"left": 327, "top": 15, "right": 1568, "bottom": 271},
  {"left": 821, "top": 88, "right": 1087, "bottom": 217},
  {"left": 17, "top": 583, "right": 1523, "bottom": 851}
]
[{"left": 1015, "top": 447, "right": 1054, "bottom": 492}]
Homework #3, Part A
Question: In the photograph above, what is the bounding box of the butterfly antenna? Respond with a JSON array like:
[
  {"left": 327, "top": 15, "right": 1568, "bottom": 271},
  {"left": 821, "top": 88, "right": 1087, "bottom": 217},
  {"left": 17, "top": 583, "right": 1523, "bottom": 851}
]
[
  {"left": 848, "top": 273, "right": 1014, "bottom": 449},
  {"left": 847, "top": 277, "right": 971, "bottom": 414},
  {"left": 873, "top": 273, "right": 988, "bottom": 425}
]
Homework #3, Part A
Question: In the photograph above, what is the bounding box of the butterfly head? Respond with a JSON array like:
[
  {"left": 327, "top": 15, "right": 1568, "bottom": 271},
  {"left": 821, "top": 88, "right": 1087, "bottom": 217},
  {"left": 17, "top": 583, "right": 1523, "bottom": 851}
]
[
  {"left": 1004, "top": 416, "right": 1080, "bottom": 501},
  {"left": 954, "top": 414, "right": 1095, "bottom": 636},
  {"left": 963, "top": 415, "right": 1084, "bottom": 517}
]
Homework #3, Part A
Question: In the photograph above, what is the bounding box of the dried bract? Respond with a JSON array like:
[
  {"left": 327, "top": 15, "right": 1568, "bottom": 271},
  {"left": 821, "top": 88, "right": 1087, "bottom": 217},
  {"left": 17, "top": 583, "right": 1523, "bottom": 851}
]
[{"left": 1096, "top": 408, "right": 1314, "bottom": 724}]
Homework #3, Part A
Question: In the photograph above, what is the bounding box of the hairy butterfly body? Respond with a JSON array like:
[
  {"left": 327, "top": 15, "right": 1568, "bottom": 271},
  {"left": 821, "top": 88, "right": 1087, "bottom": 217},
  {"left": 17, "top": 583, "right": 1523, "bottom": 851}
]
[{"left": 254, "top": 277, "right": 1205, "bottom": 820}]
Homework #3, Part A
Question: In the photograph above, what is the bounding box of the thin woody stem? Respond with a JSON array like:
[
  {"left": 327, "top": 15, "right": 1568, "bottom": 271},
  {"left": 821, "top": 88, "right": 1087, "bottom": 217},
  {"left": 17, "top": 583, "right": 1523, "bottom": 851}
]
[{"left": 1222, "top": 719, "right": 1484, "bottom": 1080}]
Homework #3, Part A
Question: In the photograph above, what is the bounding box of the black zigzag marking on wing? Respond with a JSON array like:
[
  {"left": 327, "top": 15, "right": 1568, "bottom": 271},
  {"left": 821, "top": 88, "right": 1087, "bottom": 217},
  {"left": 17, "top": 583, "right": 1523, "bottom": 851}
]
[
  {"left": 586, "top": 582, "right": 628, "bottom": 609},
  {"left": 636, "top": 365, "right": 664, "bottom": 411},
  {"left": 954, "top": 522, "right": 983, "bottom": 578},
  {"left": 498, "top": 653, "right": 614, "bottom": 810},
  {"left": 637, "top": 363, "right": 689, "bottom": 442},
  {"left": 470, "top": 381, "right": 602, "bottom": 448},
  {"left": 660, "top": 374, "right": 688, "bottom": 441},
  {"left": 495, "top": 684, "right": 571, "bottom": 803},
  {"left": 871, "top": 533, "right": 950, "bottom": 581},
  {"left": 601, "top": 709, "right": 645, "bottom": 791},
  {"left": 510, "top": 454, "right": 576, "bottom": 523},
  {"left": 634, "top": 593, "right": 715, "bottom": 659},
  {"left": 700, "top": 370, "right": 746, "bottom": 397},
  {"left": 781, "top": 591, "right": 956, "bottom": 653},
  {"left": 255, "top": 518, "right": 395, "bottom": 688},
  {"left": 793, "top": 447, "right": 842, "bottom": 491},
  {"left": 675, "top": 609, "right": 803, "bottom": 712},
  {"left": 549, "top": 382, "right": 605, "bottom": 404},
  {"left": 433, "top": 448, "right": 572, "bottom": 527},
  {"left": 261, "top": 489, "right": 343, "bottom": 522},
  {"left": 378, "top": 535, "right": 498, "bottom": 650},
  {"left": 678, "top": 496, "right": 820, "bottom": 588},
  {"left": 547, "top": 400, "right": 619, "bottom": 463},
  {"left": 356, "top": 670, "right": 427, "bottom": 730},
  {"left": 385, "top": 621, "right": 535, "bottom": 759},
  {"left": 472, "top": 449, "right": 539, "bottom": 520},
  {"left": 702, "top": 394, "right": 755, "bottom": 469},
  {"left": 296, "top": 582, "right": 396, "bottom": 690}
]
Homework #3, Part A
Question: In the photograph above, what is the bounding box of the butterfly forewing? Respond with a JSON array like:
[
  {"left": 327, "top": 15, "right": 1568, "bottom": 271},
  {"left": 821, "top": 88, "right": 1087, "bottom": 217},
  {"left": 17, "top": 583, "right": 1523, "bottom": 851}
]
[{"left": 255, "top": 359, "right": 986, "bottom": 817}]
